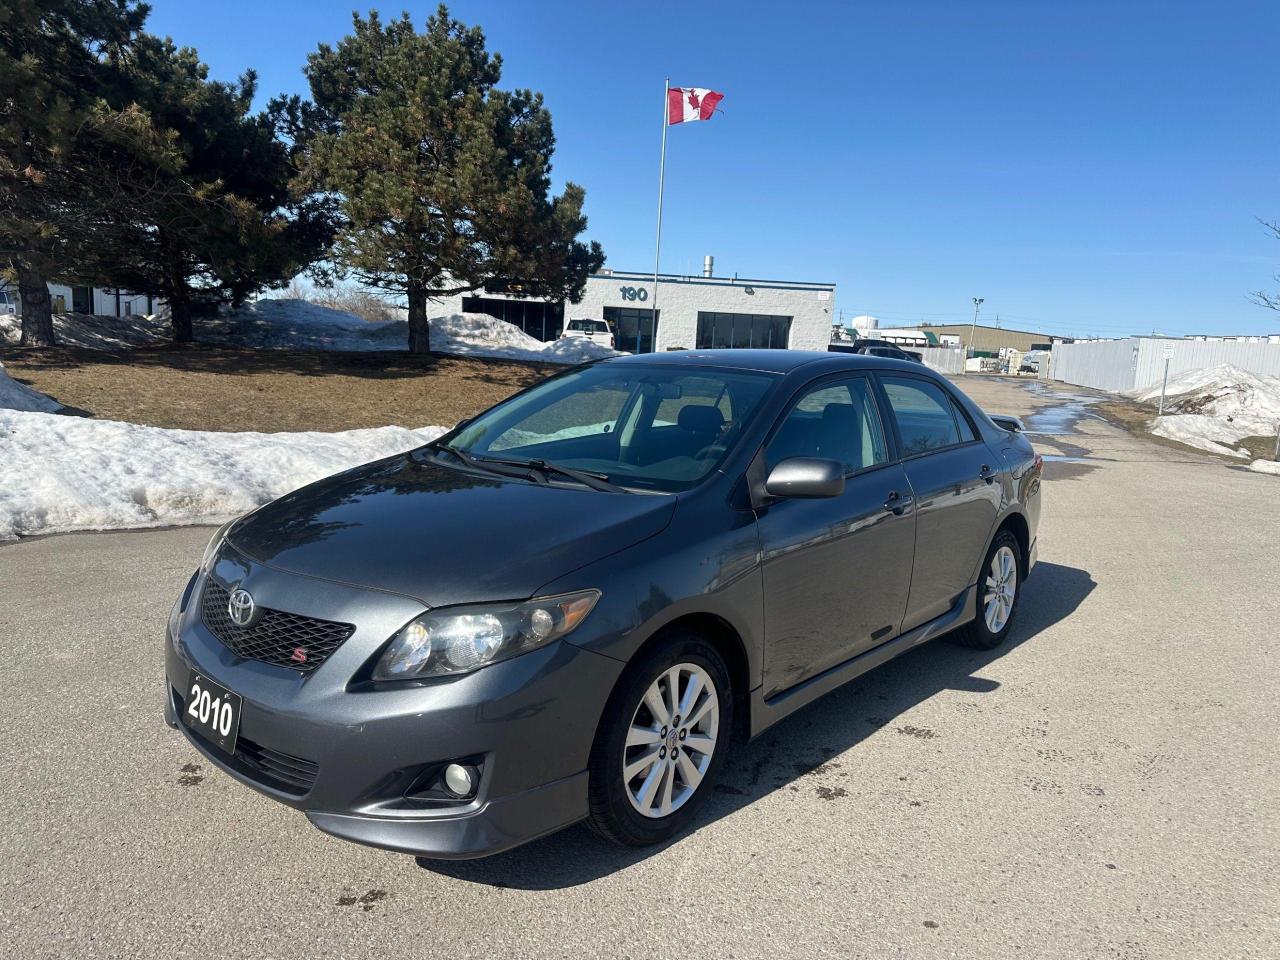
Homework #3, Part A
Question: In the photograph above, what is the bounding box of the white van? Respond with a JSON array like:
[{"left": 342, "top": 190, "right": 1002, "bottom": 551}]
[{"left": 562, "top": 317, "right": 614, "bottom": 349}]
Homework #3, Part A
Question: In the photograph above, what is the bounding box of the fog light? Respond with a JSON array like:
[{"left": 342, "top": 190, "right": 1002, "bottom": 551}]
[{"left": 443, "top": 763, "right": 476, "bottom": 797}]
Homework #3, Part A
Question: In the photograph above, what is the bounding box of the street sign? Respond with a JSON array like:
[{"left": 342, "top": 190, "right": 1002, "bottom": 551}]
[{"left": 1163, "top": 347, "right": 1175, "bottom": 360}]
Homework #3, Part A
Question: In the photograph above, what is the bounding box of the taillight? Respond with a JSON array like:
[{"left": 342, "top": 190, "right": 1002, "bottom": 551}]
[{"left": 1032, "top": 453, "right": 1043, "bottom": 474}]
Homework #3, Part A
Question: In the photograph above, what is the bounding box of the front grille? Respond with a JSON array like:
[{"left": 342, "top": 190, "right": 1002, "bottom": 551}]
[
  {"left": 174, "top": 687, "right": 318, "bottom": 796},
  {"left": 201, "top": 580, "right": 355, "bottom": 673}
]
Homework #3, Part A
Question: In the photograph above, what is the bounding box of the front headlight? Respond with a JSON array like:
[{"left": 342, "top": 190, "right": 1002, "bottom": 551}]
[{"left": 373, "top": 589, "right": 601, "bottom": 681}]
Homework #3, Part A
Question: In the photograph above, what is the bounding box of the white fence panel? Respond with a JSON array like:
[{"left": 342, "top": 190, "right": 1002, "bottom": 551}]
[
  {"left": 1133, "top": 339, "right": 1280, "bottom": 391},
  {"left": 1049, "top": 340, "right": 1140, "bottom": 393},
  {"left": 1050, "top": 338, "right": 1280, "bottom": 393},
  {"left": 919, "top": 346, "right": 964, "bottom": 374}
]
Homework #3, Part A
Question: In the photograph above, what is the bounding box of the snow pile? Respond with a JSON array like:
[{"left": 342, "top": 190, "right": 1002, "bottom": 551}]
[
  {"left": 1248, "top": 458, "right": 1280, "bottom": 476},
  {"left": 0, "top": 410, "right": 447, "bottom": 540},
  {"left": 429, "top": 312, "right": 619, "bottom": 363},
  {"left": 0, "top": 361, "right": 62, "bottom": 413},
  {"left": 204, "top": 298, "right": 408, "bottom": 352},
  {"left": 3, "top": 300, "right": 620, "bottom": 364},
  {"left": 0, "top": 311, "right": 168, "bottom": 349},
  {"left": 207, "top": 300, "right": 620, "bottom": 364},
  {"left": 1132, "top": 365, "right": 1280, "bottom": 459}
]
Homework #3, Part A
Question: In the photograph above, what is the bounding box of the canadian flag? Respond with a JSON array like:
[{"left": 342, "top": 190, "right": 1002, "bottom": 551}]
[{"left": 668, "top": 87, "right": 724, "bottom": 125}]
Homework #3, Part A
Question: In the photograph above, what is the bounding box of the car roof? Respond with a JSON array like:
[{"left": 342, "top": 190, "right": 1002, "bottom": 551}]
[{"left": 602, "top": 349, "right": 925, "bottom": 376}]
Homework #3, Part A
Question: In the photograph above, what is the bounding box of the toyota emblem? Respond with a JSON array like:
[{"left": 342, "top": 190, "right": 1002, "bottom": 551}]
[{"left": 227, "top": 587, "right": 257, "bottom": 628}]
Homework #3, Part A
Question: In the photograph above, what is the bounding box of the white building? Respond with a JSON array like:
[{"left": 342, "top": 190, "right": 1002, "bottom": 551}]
[
  {"left": 434, "top": 260, "right": 836, "bottom": 354},
  {"left": 0, "top": 281, "right": 155, "bottom": 317}
]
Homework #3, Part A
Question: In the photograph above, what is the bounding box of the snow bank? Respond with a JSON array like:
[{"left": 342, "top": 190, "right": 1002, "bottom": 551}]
[
  {"left": 1134, "top": 364, "right": 1280, "bottom": 458},
  {"left": 204, "top": 298, "right": 408, "bottom": 352},
  {"left": 0, "top": 410, "right": 446, "bottom": 540},
  {"left": 429, "top": 312, "right": 619, "bottom": 363},
  {"left": 0, "top": 361, "right": 62, "bottom": 413},
  {"left": 4, "top": 300, "right": 620, "bottom": 365},
  {"left": 1248, "top": 458, "right": 1280, "bottom": 476},
  {"left": 0, "top": 311, "right": 167, "bottom": 349},
  {"left": 1150, "top": 417, "right": 1250, "bottom": 458},
  {"left": 208, "top": 301, "right": 619, "bottom": 363}
]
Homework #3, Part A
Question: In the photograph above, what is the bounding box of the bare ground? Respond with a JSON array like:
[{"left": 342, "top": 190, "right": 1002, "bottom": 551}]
[{"left": 0, "top": 345, "right": 559, "bottom": 432}]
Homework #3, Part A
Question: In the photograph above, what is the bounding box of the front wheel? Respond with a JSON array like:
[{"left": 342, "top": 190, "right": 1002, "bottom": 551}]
[
  {"left": 954, "top": 530, "right": 1022, "bottom": 650},
  {"left": 586, "top": 630, "right": 732, "bottom": 847}
]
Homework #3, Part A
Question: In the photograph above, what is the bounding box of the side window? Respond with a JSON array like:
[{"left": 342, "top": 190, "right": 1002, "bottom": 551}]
[
  {"left": 880, "top": 377, "right": 962, "bottom": 455},
  {"left": 949, "top": 395, "right": 978, "bottom": 442},
  {"left": 766, "top": 378, "right": 888, "bottom": 474}
]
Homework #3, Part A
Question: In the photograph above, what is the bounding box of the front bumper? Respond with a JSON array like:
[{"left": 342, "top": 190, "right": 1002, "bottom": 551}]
[{"left": 165, "top": 554, "right": 624, "bottom": 859}]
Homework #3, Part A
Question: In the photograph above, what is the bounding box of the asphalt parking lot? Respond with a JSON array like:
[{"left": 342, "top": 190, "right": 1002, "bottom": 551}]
[{"left": 2, "top": 376, "right": 1277, "bottom": 959}]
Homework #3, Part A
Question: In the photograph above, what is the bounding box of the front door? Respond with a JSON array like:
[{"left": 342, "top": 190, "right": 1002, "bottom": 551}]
[
  {"left": 756, "top": 375, "right": 917, "bottom": 699},
  {"left": 877, "top": 374, "right": 1001, "bottom": 631},
  {"left": 604, "top": 307, "right": 659, "bottom": 354}
]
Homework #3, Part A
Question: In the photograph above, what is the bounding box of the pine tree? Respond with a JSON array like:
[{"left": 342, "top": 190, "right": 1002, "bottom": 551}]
[
  {"left": 0, "top": 0, "right": 148, "bottom": 345},
  {"left": 80, "top": 35, "right": 335, "bottom": 341},
  {"left": 302, "top": 5, "right": 604, "bottom": 353}
]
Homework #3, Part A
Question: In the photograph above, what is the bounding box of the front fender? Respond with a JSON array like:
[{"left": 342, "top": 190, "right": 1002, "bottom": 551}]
[{"left": 534, "top": 495, "right": 765, "bottom": 692}]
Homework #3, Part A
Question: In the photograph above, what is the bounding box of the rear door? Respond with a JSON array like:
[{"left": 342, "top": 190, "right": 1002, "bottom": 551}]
[
  {"left": 876, "top": 374, "right": 1001, "bottom": 630},
  {"left": 755, "top": 375, "right": 916, "bottom": 698}
]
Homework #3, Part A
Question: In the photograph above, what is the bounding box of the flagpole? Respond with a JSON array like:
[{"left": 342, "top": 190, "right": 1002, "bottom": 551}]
[{"left": 650, "top": 78, "right": 669, "bottom": 348}]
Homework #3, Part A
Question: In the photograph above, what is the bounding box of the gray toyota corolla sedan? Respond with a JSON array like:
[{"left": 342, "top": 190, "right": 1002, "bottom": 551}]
[{"left": 165, "top": 350, "right": 1041, "bottom": 858}]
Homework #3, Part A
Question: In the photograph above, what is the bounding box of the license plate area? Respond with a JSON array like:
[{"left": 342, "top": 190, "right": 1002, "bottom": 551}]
[{"left": 182, "top": 671, "right": 242, "bottom": 754}]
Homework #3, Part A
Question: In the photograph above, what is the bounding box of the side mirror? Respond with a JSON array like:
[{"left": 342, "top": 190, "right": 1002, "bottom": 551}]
[
  {"left": 764, "top": 458, "right": 846, "bottom": 499},
  {"left": 989, "top": 414, "right": 1024, "bottom": 433}
]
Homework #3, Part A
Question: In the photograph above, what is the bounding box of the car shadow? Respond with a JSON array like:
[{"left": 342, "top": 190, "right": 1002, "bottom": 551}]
[{"left": 418, "top": 560, "right": 1096, "bottom": 890}]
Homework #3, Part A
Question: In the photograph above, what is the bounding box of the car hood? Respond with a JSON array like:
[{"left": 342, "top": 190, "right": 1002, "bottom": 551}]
[{"left": 226, "top": 452, "right": 676, "bottom": 606}]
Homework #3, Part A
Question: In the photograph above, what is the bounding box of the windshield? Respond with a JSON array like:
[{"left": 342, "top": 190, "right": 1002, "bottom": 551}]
[
  {"left": 568, "top": 319, "right": 605, "bottom": 332},
  {"left": 443, "top": 364, "right": 776, "bottom": 492}
]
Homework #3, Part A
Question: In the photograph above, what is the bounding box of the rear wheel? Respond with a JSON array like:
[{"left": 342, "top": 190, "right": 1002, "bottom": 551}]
[
  {"left": 586, "top": 630, "right": 732, "bottom": 846},
  {"left": 954, "top": 530, "right": 1021, "bottom": 650}
]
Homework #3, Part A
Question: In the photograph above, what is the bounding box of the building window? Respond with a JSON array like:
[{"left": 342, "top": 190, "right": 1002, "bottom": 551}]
[
  {"left": 696, "top": 312, "right": 792, "bottom": 349},
  {"left": 603, "top": 307, "right": 660, "bottom": 354},
  {"left": 461, "top": 296, "right": 565, "bottom": 342}
]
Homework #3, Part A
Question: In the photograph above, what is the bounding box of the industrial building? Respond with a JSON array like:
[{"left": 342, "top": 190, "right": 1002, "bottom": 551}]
[
  {"left": 916, "top": 322, "right": 1054, "bottom": 355},
  {"left": 433, "top": 257, "right": 836, "bottom": 353}
]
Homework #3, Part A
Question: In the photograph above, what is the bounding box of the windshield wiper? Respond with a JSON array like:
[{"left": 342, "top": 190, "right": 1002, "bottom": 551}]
[
  {"left": 508, "top": 457, "right": 627, "bottom": 493},
  {"left": 432, "top": 443, "right": 537, "bottom": 481},
  {"left": 433, "top": 444, "right": 625, "bottom": 493}
]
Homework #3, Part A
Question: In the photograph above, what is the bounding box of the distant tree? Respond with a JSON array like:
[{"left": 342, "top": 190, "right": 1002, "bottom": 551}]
[
  {"left": 1254, "top": 219, "right": 1280, "bottom": 312},
  {"left": 0, "top": 0, "right": 148, "bottom": 345},
  {"left": 301, "top": 5, "right": 604, "bottom": 353},
  {"left": 78, "top": 35, "right": 335, "bottom": 341}
]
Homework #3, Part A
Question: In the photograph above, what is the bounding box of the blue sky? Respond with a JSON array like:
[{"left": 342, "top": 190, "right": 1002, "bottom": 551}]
[{"left": 146, "top": 0, "right": 1279, "bottom": 337}]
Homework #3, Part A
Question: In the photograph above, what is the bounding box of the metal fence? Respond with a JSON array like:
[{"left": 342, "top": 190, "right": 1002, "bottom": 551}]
[
  {"left": 1050, "top": 338, "right": 1280, "bottom": 393},
  {"left": 919, "top": 346, "right": 965, "bottom": 375}
]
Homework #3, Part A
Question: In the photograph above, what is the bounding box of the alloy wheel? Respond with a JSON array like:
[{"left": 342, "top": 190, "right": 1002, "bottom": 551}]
[
  {"left": 983, "top": 544, "right": 1018, "bottom": 633},
  {"left": 622, "top": 662, "right": 719, "bottom": 819}
]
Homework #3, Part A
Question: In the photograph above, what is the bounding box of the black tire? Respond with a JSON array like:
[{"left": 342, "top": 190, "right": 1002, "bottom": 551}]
[
  {"left": 953, "top": 529, "right": 1022, "bottom": 650},
  {"left": 586, "top": 629, "right": 733, "bottom": 847}
]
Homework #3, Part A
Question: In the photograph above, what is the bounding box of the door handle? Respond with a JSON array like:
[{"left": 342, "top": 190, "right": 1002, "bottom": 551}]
[
  {"left": 883, "top": 491, "right": 915, "bottom": 515},
  {"left": 979, "top": 464, "right": 996, "bottom": 483}
]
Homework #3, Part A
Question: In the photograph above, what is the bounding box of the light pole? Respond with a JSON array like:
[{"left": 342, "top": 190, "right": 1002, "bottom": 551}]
[{"left": 966, "top": 297, "right": 983, "bottom": 374}]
